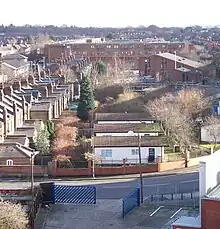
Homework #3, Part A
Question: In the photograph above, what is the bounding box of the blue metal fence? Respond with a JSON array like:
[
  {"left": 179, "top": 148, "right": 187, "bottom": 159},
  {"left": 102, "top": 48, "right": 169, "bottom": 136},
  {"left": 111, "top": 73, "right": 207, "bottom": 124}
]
[
  {"left": 122, "top": 188, "right": 140, "bottom": 218},
  {"left": 53, "top": 185, "right": 96, "bottom": 204}
]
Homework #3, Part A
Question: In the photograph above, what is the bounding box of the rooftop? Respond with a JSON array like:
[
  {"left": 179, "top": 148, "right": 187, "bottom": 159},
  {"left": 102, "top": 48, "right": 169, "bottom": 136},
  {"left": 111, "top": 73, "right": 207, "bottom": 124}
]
[
  {"left": 156, "top": 52, "right": 206, "bottom": 68},
  {"left": 94, "top": 123, "right": 161, "bottom": 133},
  {"left": 172, "top": 216, "right": 201, "bottom": 228},
  {"left": 206, "top": 183, "right": 220, "bottom": 199},
  {"left": 95, "top": 113, "right": 154, "bottom": 121},
  {"left": 30, "top": 102, "right": 51, "bottom": 111},
  {"left": 93, "top": 136, "right": 168, "bottom": 147},
  {"left": 0, "top": 143, "right": 36, "bottom": 158}
]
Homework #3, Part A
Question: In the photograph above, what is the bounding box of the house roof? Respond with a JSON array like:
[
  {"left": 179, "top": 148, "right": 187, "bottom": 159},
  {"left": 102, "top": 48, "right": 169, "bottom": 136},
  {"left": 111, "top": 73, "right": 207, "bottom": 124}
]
[
  {"left": 94, "top": 123, "right": 161, "bottom": 133},
  {"left": 14, "top": 127, "right": 36, "bottom": 138},
  {"left": 0, "top": 143, "right": 36, "bottom": 158},
  {"left": 3, "top": 53, "right": 28, "bottom": 60},
  {"left": 93, "top": 136, "right": 168, "bottom": 147},
  {"left": 95, "top": 113, "right": 154, "bottom": 121},
  {"left": 156, "top": 52, "right": 206, "bottom": 68},
  {"left": 4, "top": 135, "right": 28, "bottom": 145},
  {"left": 3, "top": 59, "right": 28, "bottom": 69},
  {"left": 30, "top": 102, "right": 51, "bottom": 111}
]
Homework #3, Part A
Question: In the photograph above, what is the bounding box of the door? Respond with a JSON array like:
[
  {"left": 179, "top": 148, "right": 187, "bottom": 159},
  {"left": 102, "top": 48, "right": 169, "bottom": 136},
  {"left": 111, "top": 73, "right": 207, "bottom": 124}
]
[{"left": 148, "top": 148, "right": 155, "bottom": 163}]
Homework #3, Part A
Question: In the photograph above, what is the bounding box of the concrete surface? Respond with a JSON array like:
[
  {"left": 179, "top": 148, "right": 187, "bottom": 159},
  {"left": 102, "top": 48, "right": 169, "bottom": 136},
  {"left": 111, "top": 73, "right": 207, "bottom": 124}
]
[{"left": 36, "top": 200, "right": 199, "bottom": 229}]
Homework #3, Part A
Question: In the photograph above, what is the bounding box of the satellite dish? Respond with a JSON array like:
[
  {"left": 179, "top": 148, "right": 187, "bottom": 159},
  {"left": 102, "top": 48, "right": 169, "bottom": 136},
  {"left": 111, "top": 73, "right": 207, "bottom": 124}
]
[{"left": 128, "top": 131, "right": 134, "bottom": 136}]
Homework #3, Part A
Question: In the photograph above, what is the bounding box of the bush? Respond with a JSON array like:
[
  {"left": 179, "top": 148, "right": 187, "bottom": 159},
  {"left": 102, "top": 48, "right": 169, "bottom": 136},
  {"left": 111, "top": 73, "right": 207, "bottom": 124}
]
[{"left": 0, "top": 200, "right": 28, "bottom": 229}]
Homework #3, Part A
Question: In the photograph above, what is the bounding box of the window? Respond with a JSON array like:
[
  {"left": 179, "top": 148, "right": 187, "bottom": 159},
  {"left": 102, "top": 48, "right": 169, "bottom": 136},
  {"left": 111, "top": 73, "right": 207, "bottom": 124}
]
[
  {"left": 131, "top": 149, "right": 139, "bottom": 155},
  {"left": 101, "top": 150, "right": 112, "bottom": 157},
  {"left": 6, "top": 159, "right": 13, "bottom": 166}
]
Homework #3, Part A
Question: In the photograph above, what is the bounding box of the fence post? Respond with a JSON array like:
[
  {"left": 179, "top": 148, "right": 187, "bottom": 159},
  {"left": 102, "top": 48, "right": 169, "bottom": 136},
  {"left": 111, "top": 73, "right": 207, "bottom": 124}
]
[
  {"left": 137, "top": 187, "right": 140, "bottom": 207},
  {"left": 94, "top": 187, "right": 96, "bottom": 204},
  {"left": 122, "top": 199, "right": 125, "bottom": 218},
  {"left": 52, "top": 184, "right": 56, "bottom": 204}
]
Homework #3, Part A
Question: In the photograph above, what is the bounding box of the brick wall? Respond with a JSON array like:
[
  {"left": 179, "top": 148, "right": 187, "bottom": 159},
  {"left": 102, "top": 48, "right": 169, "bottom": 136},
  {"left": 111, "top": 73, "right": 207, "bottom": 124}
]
[
  {"left": 51, "top": 160, "right": 159, "bottom": 177},
  {"left": 0, "top": 157, "right": 30, "bottom": 165},
  {"left": 0, "top": 165, "right": 48, "bottom": 176},
  {"left": 201, "top": 198, "right": 220, "bottom": 229}
]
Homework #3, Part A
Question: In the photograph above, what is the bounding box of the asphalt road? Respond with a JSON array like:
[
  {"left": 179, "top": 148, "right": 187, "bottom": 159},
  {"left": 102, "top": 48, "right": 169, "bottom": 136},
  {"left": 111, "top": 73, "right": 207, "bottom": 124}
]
[
  {"left": 95, "top": 172, "right": 199, "bottom": 199},
  {"left": 0, "top": 172, "right": 199, "bottom": 199}
]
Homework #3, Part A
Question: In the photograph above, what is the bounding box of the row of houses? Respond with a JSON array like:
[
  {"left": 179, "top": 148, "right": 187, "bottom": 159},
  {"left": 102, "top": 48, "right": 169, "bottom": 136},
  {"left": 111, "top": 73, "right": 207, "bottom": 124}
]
[
  {"left": 90, "top": 113, "right": 167, "bottom": 165},
  {"left": 0, "top": 53, "right": 91, "bottom": 167}
]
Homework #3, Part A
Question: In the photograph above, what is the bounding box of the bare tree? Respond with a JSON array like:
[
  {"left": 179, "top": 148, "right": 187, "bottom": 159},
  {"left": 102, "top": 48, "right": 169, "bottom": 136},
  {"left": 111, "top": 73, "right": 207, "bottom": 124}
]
[
  {"left": 0, "top": 200, "right": 28, "bottom": 229},
  {"left": 205, "top": 116, "right": 220, "bottom": 147},
  {"left": 146, "top": 88, "right": 208, "bottom": 167}
]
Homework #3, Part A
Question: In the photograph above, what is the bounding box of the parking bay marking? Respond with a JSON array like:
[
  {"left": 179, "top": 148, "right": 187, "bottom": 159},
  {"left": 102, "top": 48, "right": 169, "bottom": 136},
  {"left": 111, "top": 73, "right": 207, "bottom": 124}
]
[{"left": 150, "top": 206, "right": 164, "bottom": 217}]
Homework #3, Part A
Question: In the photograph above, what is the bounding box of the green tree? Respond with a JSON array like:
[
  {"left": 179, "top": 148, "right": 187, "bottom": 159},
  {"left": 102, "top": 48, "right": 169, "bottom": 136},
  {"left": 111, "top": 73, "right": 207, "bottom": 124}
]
[
  {"left": 95, "top": 61, "right": 107, "bottom": 75},
  {"left": 46, "top": 120, "right": 55, "bottom": 143},
  {"left": 77, "top": 74, "right": 95, "bottom": 121},
  {"left": 33, "top": 125, "right": 50, "bottom": 155}
]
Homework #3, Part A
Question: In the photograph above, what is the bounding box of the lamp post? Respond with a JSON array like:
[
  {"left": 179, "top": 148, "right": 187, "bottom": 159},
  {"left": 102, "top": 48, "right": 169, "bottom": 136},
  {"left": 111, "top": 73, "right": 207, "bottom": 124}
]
[
  {"left": 128, "top": 131, "right": 144, "bottom": 204},
  {"left": 138, "top": 132, "right": 144, "bottom": 204}
]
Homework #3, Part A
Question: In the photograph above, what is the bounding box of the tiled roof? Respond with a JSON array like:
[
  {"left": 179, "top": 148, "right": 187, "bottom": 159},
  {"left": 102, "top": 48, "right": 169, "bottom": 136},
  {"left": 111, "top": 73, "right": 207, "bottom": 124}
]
[
  {"left": 95, "top": 113, "right": 154, "bottom": 121},
  {"left": 93, "top": 136, "right": 168, "bottom": 147},
  {"left": 30, "top": 102, "right": 51, "bottom": 111},
  {"left": 4, "top": 136, "right": 28, "bottom": 145},
  {"left": 156, "top": 52, "right": 206, "bottom": 68},
  {"left": 94, "top": 123, "right": 161, "bottom": 133},
  {"left": 0, "top": 143, "right": 35, "bottom": 158}
]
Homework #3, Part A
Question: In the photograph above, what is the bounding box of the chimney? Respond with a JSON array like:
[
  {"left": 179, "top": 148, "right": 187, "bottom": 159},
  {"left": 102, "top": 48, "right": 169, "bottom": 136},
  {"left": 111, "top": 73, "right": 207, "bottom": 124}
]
[
  {"left": 13, "top": 101, "right": 17, "bottom": 130},
  {"left": 3, "top": 86, "right": 13, "bottom": 96},
  {"left": 28, "top": 75, "right": 35, "bottom": 85},
  {"left": 3, "top": 107, "right": 7, "bottom": 137},
  {"left": 12, "top": 81, "right": 22, "bottom": 91},
  {"left": 47, "top": 82, "right": 54, "bottom": 94},
  {"left": 21, "top": 79, "right": 28, "bottom": 87},
  {"left": 0, "top": 90, "right": 4, "bottom": 101}
]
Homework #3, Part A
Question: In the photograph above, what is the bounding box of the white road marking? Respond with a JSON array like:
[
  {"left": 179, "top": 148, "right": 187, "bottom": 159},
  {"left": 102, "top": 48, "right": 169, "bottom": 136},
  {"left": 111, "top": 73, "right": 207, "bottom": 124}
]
[
  {"left": 150, "top": 206, "right": 163, "bottom": 217},
  {"left": 170, "top": 208, "right": 183, "bottom": 219},
  {"left": 180, "top": 179, "right": 199, "bottom": 184},
  {"left": 100, "top": 183, "right": 171, "bottom": 189}
]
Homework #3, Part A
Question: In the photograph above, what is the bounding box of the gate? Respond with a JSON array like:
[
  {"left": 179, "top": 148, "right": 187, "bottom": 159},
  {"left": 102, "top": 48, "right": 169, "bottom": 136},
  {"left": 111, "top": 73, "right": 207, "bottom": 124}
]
[
  {"left": 53, "top": 184, "right": 96, "bottom": 204},
  {"left": 122, "top": 188, "right": 140, "bottom": 218}
]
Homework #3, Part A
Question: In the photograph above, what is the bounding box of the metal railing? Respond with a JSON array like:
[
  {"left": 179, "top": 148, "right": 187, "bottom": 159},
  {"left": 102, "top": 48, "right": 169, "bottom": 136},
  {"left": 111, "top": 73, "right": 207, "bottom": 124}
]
[{"left": 122, "top": 188, "right": 140, "bottom": 218}]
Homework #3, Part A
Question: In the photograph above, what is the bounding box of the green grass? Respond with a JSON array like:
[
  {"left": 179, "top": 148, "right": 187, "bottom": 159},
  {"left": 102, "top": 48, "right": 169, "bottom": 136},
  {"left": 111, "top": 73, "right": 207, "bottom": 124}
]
[{"left": 200, "top": 144, "right": 220, "bottom": 151}]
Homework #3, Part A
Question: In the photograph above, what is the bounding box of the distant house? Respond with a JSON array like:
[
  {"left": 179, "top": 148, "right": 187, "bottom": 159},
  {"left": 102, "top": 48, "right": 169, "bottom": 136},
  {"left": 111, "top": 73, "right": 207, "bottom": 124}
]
[
  {"left": 93, "top": 136, "right": 167, "bottom": 165},
  {"left": 95, "top": 113, "right": 155, "bottom": 124},
  {"left": 2, "top": 53, "right": 29, "bottom": 81},
  {"left": 0, "top": 143, "right": 38, "bottom": 166},
  {"left": 94, "top": 123, "right": 162, "bottom": 137}
]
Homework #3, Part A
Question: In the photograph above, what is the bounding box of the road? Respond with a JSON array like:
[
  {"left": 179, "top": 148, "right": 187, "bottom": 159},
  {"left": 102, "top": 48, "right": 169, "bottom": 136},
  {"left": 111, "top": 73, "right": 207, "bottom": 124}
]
[{"left": 0, "top": 172, "right": 199, "bottom": 199}]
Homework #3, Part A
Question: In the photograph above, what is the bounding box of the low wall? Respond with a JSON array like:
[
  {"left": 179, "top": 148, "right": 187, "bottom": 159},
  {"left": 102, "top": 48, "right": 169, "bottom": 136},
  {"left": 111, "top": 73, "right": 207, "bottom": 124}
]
[
  {"left": 0, "top": 166, "right": 48, "bottom": 177},
  {"left": 53, "top": 168, "right": 89, "bottom": 177},
  {"left": 159, "top": 156, "right": 207, "bottom": 171},
  {"left": 52, "top": 164, "right": 159, "bottom": 177}
]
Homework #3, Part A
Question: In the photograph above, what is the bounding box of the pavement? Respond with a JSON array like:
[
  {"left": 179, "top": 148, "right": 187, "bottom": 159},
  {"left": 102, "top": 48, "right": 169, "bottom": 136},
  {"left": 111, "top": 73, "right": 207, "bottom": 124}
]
[{"left": 35, "top": 200, "right": 199, "bottom": 229}]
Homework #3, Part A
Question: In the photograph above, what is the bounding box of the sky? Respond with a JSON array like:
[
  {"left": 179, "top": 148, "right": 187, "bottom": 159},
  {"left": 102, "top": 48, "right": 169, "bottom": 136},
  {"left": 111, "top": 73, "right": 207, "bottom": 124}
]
[{"left": 1, "top": 0, "right": 220, "bottom": 28}]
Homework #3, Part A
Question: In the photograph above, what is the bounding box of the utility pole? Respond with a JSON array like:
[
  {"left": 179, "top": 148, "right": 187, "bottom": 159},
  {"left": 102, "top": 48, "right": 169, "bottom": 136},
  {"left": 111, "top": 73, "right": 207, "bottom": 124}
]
[{"left": 138, "top": 132, "right": 144, "bottom": 204}]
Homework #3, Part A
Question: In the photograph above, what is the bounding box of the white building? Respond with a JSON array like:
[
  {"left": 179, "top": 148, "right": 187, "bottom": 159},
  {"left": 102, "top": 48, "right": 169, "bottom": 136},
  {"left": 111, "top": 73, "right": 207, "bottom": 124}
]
[{"left": 93, "top": 136, "right": 165, "bottom": 165}]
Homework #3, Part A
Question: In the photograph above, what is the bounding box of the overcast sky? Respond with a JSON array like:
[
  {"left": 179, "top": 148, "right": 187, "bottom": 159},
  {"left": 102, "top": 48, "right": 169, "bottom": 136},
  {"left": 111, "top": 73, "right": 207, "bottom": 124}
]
[{"left": 1, "top": 0, "right": 220, "bottom": 28}]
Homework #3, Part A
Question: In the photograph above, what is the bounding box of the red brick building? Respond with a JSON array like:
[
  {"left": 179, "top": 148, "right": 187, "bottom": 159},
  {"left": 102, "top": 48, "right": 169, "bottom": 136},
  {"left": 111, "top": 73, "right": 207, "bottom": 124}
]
[
  {"left": 145, "top": 52, "right": 212, "bottom": 82},
  {"left": 44, "top": 41, "right": 187, "bottom": 74}
]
